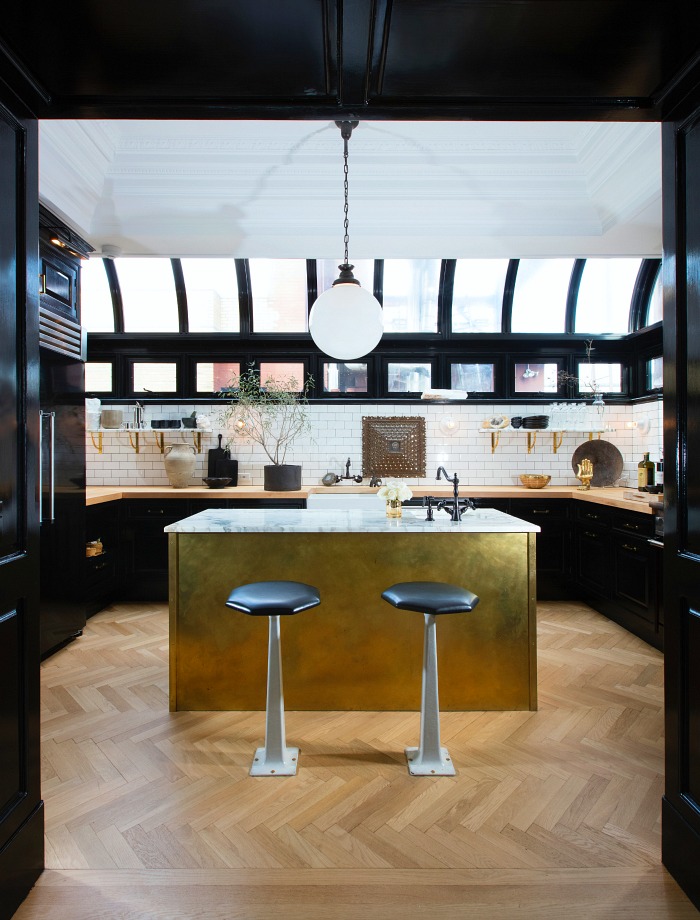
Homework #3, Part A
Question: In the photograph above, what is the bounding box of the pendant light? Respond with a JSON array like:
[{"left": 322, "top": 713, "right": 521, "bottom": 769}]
[{"left": 308, "top": 120, "right": 383, "bottom": 360}]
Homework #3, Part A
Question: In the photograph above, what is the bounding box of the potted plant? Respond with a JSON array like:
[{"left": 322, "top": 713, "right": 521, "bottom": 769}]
[{"left": 219, "top": 365, "right": 313, "bottom": 491}]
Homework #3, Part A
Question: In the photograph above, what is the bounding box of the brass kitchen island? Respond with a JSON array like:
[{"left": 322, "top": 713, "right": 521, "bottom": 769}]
[{"left": 166, "top": 506, "right": 539, "bottom": 712}]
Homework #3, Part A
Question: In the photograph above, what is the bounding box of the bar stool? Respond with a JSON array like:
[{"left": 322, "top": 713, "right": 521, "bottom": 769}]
[
  {"left": 225, "top": 580, "right": 320, "bottom": 776},
  {"left": 381, "top": 581, "right": 480, "bottom": 776}
]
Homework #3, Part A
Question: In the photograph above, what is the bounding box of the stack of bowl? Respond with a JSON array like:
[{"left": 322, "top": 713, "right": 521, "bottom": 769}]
[{"left": 521, "top": 415, "right": 549, "bottom": 429}]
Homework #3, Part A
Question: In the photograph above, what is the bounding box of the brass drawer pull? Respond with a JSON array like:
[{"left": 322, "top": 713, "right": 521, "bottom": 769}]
[{"left": 622, "top": 543, "right": 638, "bottom": 552}]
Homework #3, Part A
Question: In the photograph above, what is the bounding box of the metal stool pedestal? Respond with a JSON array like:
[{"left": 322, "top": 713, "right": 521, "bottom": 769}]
[
  {"left": 225, "top": 580, "right": 321, "bottom": 777},
  {"left": 381, "top": 581, "right": 480, "bottom": 777}
]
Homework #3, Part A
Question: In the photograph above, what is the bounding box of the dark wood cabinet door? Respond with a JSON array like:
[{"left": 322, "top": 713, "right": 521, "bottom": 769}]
[
  {"left": 662, "top": 112, "right": 700, "bottom": 909},
  {"left": 573, "top": 525, "right": 611, "bottom": 598},
  {"left": 0, "top": 105, "right": 43, "bottom": 912},
  {"left": 612, "top": 533, "right": 654, "bottom": 623}
]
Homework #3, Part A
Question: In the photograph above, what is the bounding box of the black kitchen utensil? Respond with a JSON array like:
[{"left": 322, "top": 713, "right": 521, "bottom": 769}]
[
  {"left": 214, "top": 458, "right": 238, "bottom": 485},
  {"left": 207, "top": 434, "right": 229, "bottom": 478}
]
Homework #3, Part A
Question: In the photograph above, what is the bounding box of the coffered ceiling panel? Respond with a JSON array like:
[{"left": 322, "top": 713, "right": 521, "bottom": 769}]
[
  {"left": 39, "top": 119, "right": 662, "bottom": 259},
  {"left": 1, "top": 2, "right": 699, "bottom": 119}
]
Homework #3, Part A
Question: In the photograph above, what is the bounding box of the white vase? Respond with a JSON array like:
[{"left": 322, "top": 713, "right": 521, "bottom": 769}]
[{"left": 164, "top": 443, "right": 196, "bottom": 488}]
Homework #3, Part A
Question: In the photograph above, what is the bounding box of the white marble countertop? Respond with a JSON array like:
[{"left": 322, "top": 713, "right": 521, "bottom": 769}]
[{"left": 164, "top": 507, "right": 540, "bottom": 534}]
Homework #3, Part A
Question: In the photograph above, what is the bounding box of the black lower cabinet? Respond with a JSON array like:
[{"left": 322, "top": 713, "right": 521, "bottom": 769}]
[
  {"left": 119, "top": 500, "right": 185, "bottom": 602},
  {"left": 509, "top": 498, "right": 572, "bottom": 600},
  {"left": 571, "top": 504, "right": 662, "bottom": 650},
  {"left": 119, "top": 498, "right": 305, "bottom": 602},
  {"left": 91, "top": 495, "right": 663, "bottom": 651},
  {"left": 573, "top": 508, "right": 611, "bottom": 606},
  {"left": 85, "top": 503, "right": 121, "bottom": 617},
  {"left": 469, "top": 497, "right": 572, "bottom": 601}
]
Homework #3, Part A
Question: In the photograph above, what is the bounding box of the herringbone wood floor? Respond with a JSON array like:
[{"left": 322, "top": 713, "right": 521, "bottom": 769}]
[{"left": 14, "top": 601, "right": 698, "bottom": 918}]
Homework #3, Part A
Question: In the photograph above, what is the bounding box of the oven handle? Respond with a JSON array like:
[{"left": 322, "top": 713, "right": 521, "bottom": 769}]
[{"left": 647, "top": 538, "right": 664, "bottom": 548}]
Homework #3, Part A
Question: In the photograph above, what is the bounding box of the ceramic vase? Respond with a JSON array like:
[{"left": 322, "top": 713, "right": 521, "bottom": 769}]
[{"left": 164, "top": 443, "right": 196, "bottom": 488}]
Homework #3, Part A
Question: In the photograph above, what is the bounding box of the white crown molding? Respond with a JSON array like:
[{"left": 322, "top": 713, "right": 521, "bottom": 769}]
[{"left": 39, "top": 120, "right": 662, "bottom": 259}]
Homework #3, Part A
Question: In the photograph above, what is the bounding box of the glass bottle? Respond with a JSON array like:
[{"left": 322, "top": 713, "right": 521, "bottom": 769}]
[
  {"left": 656, "top": 455, "right": 664, "bottom": 493},
  {"left": 637, "top": 452, "right": 655, "bottom": 491}
]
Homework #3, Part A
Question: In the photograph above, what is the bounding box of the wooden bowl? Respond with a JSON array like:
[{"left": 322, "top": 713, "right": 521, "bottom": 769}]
[{"left": 519, "top": 474, "right": 551, "bottom": 489}]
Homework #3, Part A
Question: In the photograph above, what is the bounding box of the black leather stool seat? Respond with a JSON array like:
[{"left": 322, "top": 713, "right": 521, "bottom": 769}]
[
  {"left": 381, "top": 581, "right": 480, "bottom": 616},
  {"left": 225, "top": 580, "right": 321, "bottom": 617}
]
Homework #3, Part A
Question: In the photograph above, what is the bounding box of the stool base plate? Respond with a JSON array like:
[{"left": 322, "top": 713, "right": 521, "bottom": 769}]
[
  {"left": 405, "top": 746, "right": 456, "bottom": 776},
  {"left": 250, "top": 746, "right": 299, "bottom": 776}
]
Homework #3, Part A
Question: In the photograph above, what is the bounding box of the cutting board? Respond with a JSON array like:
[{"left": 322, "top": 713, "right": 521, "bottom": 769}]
[
  {"left": 207, "top": 434, "right": 230, "bottom": 478},
  {"left": 571, "top": 439, "right": 624, "bottom": 487},
  {"left": 214, "top": 458, "right": 238, "bottom": 485}
]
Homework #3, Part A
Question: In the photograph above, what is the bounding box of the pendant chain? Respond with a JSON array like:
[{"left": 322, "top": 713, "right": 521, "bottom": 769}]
[{"left": 343, "top": 139, "right": 350, "bottom": 266}]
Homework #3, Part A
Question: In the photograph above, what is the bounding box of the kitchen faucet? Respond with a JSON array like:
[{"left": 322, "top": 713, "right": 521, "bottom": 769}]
[
  {"left": 435, "top": 467, "right": 474, "bottom": 522},
  {"left": 334, "top": 457, "right": 363, "bottom": 484}
]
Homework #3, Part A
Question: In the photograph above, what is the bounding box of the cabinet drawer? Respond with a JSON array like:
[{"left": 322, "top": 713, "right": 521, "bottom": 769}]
[
  {"left": 576, "top": 504, "right": 612, "bottom": 529},
  {"left": 123, "top": 500, "right": 187, "bottom": 521},
  {"left": 612, "top": 510, "right": 655, "bottom": 539},
  {"left": 85, "top": 551, "right": 114, "bottom": 578},
  {"left": 511, "top": 498, "right": 568, "bottom": 521}
]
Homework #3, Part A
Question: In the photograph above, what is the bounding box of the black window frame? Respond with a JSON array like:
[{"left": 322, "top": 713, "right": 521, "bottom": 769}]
[{"left": 84, "top": 257, "right": 663, "bottom": 405}]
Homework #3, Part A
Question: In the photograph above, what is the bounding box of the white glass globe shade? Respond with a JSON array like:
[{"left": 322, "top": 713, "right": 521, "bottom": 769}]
[{"left": 309, "top": 282, "right": 383, "bottom": 360}]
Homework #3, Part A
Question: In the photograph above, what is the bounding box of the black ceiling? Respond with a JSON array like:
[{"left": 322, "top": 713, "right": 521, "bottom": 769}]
[{"left": 1, "top": 1, "right": 700, "bottom": 120}]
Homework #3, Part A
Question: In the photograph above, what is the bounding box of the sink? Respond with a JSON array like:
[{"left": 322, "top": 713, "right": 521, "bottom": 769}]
[{"left": 306, "top": 492, "right": 382, "bottom": 510}]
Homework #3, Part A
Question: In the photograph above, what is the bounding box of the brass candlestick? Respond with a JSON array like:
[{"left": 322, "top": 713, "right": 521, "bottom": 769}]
[{"left": 576, "top": 458, "right": 594, "bottom": 490}]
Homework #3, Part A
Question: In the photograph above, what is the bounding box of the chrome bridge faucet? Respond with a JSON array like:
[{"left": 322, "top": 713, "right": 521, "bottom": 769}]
[{"left": 436, "top": 467, "right": 474, "bottom": 522}]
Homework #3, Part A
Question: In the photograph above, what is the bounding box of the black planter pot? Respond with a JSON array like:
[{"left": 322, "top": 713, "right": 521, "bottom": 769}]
[{"left": 263, "top": 464, "right": 302, "bottom": 492}]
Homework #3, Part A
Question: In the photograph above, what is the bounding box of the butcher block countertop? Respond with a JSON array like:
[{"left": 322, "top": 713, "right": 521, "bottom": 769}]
[{"left": 86, "top": 484, "right": 657, "bottom": 514}]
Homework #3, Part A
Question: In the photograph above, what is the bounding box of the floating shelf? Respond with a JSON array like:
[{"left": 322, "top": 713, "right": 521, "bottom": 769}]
[
  {"left": 88, "top": 429, "right": 212, "bottom": 454},
  {"left": 481, "top": 427, "right": 611, "bottom": 454}
]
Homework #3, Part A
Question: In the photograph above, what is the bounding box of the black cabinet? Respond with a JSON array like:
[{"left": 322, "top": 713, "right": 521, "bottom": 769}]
[
  {"left": 509, "top": 498, "right": 572, "bottom": 600},
  {"left": 85, "top": 503, "right": 121, "bottom": 617},
  {"left": 39, "top": 242, "right": 80, "bottom": 323},
  {"left": 570, "top": 503, "right": 662, "bottom": 650},
  {"left": 38, "top": 208, "right": 91, "bottom": 359},
  {"left": 119, "top": 498, "right": 305, "bottom": 601},
  {"left": 572, "top": 504, "right": 613, "bottom": 599},
  {"left": 120, "top": 500, "right": 187, "bottom": 602}
]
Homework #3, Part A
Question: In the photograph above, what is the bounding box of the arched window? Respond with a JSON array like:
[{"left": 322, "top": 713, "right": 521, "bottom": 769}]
[
  {"left": 249, "top": 259, "right": 308, "bottom": 332},
  {"left": 382, "top": 259, "right": 440, "bottom": 332},
  {"left": 181, "top": 258, "right": 239, "bottom": 332},
  {"left": 117, "top": 258, "right": 179, "bottom": 332},
  {"left": 511, "top": 259, "right": 574, "bottom": 333},
  {"left": 646, "top": 269, "right": 663, "bottom": 327},
  {"left": 575, "top": 258, "right": 642, "bottom": 333},
  {"left": 81, "top": 258, "right": 115, "bottom": 332},
  {"left": 452, "top": 259, "right": 507, "bottom": 332}
]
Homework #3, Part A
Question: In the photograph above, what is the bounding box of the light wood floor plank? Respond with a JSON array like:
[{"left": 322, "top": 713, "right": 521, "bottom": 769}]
[{"left": 12, "top": 600, "right": 698, "bottom": 918}]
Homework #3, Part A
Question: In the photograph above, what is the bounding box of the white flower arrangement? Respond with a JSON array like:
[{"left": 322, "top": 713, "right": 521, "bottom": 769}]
[{"left": 377, "top": 478, "right": 413, "bottom": 503}]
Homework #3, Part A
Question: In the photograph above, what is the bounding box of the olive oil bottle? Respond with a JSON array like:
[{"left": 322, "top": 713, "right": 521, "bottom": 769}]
[{"left": 637, "top": 452, "right": 655, "bottom": 491}]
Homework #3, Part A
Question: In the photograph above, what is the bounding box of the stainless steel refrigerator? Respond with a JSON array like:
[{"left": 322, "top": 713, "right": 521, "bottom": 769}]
[{"left": 40, "top": 355, "right": 86, "bottom": 658}]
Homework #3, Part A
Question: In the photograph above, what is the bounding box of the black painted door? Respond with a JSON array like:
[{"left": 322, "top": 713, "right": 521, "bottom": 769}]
[
  {"left": 661, "top": 112, "right": 700, "bottom": 909},
  {"left": 0, "top": 103, "right": 43, "bottom": 912}
]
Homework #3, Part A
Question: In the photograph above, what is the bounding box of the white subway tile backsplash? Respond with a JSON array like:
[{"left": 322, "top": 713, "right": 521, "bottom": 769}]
[{"left": 87, "top": 399, "right": 664, "bottom": 488}]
